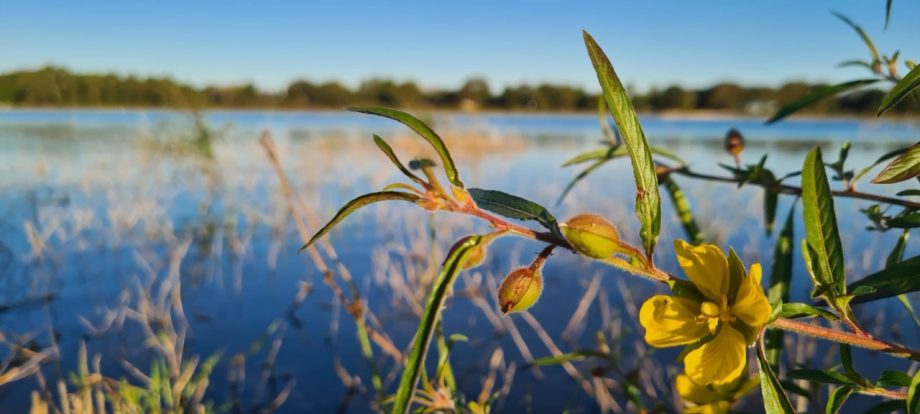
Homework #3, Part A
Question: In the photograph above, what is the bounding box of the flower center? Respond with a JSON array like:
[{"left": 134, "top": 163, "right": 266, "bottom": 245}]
[{"left": 699, "top": 299, "right": 735, "bottom": 323}]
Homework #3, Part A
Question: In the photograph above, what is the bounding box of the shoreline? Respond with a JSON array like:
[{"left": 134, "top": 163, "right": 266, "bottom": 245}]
[{"left": 1, "top": 105, "right": 918, "bottom": 123}]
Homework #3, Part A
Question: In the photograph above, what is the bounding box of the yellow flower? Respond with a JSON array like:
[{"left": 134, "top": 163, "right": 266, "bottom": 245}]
[
  {"left": 639, "top": 240, "right": 771, "bottom": 386},
  {"left": 676, "top": 374, "right": 731, "bottom": 414}
]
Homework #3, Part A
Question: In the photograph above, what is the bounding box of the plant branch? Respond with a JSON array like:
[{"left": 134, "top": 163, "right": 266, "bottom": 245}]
[
  {"left": 668, "top": 167, "right": 920, "bottom": 210},
  {"left": 768, "top": 317, "right": 920, "bottom": 361}
]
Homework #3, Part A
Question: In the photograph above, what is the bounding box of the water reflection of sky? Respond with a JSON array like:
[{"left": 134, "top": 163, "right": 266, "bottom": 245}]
[{"left": 0, "top": 109, "right": 917, "bottom": 412}]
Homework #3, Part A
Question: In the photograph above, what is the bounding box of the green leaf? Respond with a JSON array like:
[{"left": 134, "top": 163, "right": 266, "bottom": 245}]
[
  {"left": 349, "top": 107, "right": 464, "bottom": 188},
  {"left": 778, "top": 303, "right": 838, "bottom": 320},
  {"left": 897, "top": 189, "right": 920, "bottom": 197},
  {"left": 757, "top": 343, "right": 796, "bottom": 414},
  {"left": 557, "top": 156, "right": 614, "bottom": 205},
  {"left": 839, "top": 345, "right": 867, "bottom": 385},
  {"left": 847, "top": 254, "right": 920, "bottom": 304},
  {"left": 826, "top": 386, "right": 854, "bottom": 414},
  {"left": 885, "top": 0, "right": 893, "bottom": 29},
  {"left": 879, "top": 64, "right": 920, "bottom": 115},
  {"left": 468, "top": 188, "right": 560, "bottom": 234},
  {"left": 562, "top": 146, "right": 626, "bottom": 167},
  {"left": 392, "top": 235, "right": 484, "bottom": 414},
  {"left": 765, "top": 188, "right": 779, "bottom": 235},
  {"left": 766, "top": 79, "right": 878, "bottom": 124},
  {"left": 876, "top": 370, "right": 912, "bottom": 388},
  {"left": 801, "top": 147, "right": 847, "bottom": 301},
  {"left": 789, "top": 369, "right": 856, "bottom": 386},
  {"left": 299, "top": 191, "right": 420, "bottom": 252},
  {"left": 661, "top": 176, "right": 704, "bottom": 244},
  {"left": 373, "top": 135, "right": 426, "bottom": 186},
  {"left": 888, "top": 211, "right": 920, "bottom": 228},
  {"left": 766, "top": 206, "right": 795, "bottom": 368},
  {"left": 872, "top": 142, "right": 920, "bottom": 184},
  {"left": 852, "top": 146, "right": 911, "bottom": 185},
  {"left": 584, "top": 31, "right": 661, "bottom": 258},
  {"left": 909, "top": 370, "right": 920, "bottom": 414},
  {"left": 888, "top": 231, "right": 920, "bottom": 327},
  {"left": 864, "top": 400, "right": 907, "bottom": 414},
  {"left": 832, "top": 12, "right": 881, "bottom": 64}
]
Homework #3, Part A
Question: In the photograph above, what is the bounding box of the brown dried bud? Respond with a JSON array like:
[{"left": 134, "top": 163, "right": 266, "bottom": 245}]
[
  {"left": 498, "top": 267, "right": 543, "bottom": 314},
  {"left": 560, "top": 214, "right": 620, "bottom": 259},
  {"left": 724, "top": 128, "right": 745, "bottom": 159}
]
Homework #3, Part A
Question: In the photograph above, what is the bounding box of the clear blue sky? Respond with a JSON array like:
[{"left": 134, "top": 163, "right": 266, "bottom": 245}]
[{"left": 2, "top": 1, "right": 917, "bottom": 93}]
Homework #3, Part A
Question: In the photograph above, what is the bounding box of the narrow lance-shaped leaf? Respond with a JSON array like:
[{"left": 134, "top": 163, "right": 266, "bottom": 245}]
[
  {"left": 299, "top": 191, "right": 420, "bottom": 252},
  {"left": 879, "top": 64, "right": 920, "bottom": 115},
  {"left": 392, "top": 235, "right": 484, "bottom": 414},
  {"left": 766, "top": 79, "right": 878, "bottom": 124},
  {"left": 469, "top": 188, "right": 560, "bottom": 234},
  {"left": 373, "top": 135, "right": 426, "bottom": 186},
  {"left": 888, "top": 230, "right": 920, "bottom": 327},
  {"left": 832, "top": 11, "right": 881, "bottom": 64},
  {"left": 766, "top": 205, "right": 795, "bottom": 368},
  {"left": 826, "top": 386, "right": 854, "bottom": 414},
  {"left": 557, "top": 157, "right": 614, "bottom": 205},
  {"left": 872, "top": 142, "right": 920, "bottom": 184},
  {"left": 885, "top": 0, "right": 893, "bottom": 29},
  {"left": 801, "top": 147, "right": 847, "bottom": 300},
  {"left": 847, "top": 254, "right": 920, "bottom": 304},
  {"left": 852, "top": 145, "right": 911, "bottom": 185},
  {"left": 349, "top": 107, "right": 464, "bottom": 188},
  {"left": 584, "top": 31, "right": 661, "bottom": 257},
  {"left": 764, "top": 188, "right": 779, "bottom": 236},
  {"left": 757, "top": 342, "right": 795, "bottom": 414},
  {"left": 562, "top": 145, "right": 684, "bottom": 167},
  {"left": 661, "top": 176, "right": 703, "bottom": 244},
  {"left": 910, "top": 369, "right": 920, "bottom": 414}
]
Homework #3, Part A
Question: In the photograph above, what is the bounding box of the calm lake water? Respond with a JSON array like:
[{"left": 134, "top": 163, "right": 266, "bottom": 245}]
[{"left": 0, "top": 109, "right": 917, "bottom": 412}]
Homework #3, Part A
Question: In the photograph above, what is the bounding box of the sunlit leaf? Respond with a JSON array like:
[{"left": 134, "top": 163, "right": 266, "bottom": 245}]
[
  {"left": 832, "top": 12, "right": 881, "bottom": 64},
  {"left": 469, "top": 188, "right": 560, "bottom": 234},
  {"left": 778, "top": 303, "right": 837, "bottom": 320},
  {"left": 299, "top": 191, "right": 420, "bottom": 252},
  {"left": 349, "top": 107, "right": 464, "bottom": 188},
  {"left": 757, "top": 343, "right": 795, "bottom": 414},
  {"left": 766, "top": 79, "right": 878, "bottom": 124},
  {"left": 852, "top": 146, "right": 910, "bottom": 185},
  {"left": 872, "top": 142, "right": 920, "bottom": 184},
  {"left": 584, "top": 31, "right": 661, "bottom": 257},
  {"left": 802, "top": 147, "right": 847, "bottom": 301},
  {"left": 876, "top": 370, "right": 912, "bottom": 388},
  {"left": 878, "top": 63, "right": 920, "bottom": 115},
  {"left": 373, "top": 135, "right": 426, "bottom": 186},
  {"left": 789, "top": 369, "right": 855, "bottom": 386},
  {"left": 392, "top": 235, "right": 484, "bottom": 414},
  {"left": 847, "top": 254, "right": 920, "bottom": 304}
]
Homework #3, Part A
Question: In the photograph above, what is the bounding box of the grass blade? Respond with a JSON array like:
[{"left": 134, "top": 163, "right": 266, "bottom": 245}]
[
  {"left": 299, "top": 191, "right": 420, "bottom": 251},
  {"left": 392, "top": 235, "right": 484, "bottom": 414},
  {"left": 584, "top": 30, "right": 661, "bottom": 258},
  {"left": 349, "top": 107, "right": 464, "bottom": 188},
  {"left": 766, "top": 79, "right": 878, "bottom": 124},
  {"left": 879, "top": 64, "right": 920, "bottom": 115}
]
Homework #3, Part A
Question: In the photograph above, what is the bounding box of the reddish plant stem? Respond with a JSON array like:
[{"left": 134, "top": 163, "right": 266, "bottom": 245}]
[{"left": 769, "top": 317, "right": 920, "bottom": 361}]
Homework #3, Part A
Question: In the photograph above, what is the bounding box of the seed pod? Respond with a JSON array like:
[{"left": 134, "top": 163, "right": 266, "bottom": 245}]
[
  {"left": 560, "top": 214, "right": 620, "bottom": 259},
  {"left": 724, "top": 128, "right": 744, "bottom": 165},
  {"left": 448, "top": 235, "right": 490, "bottom": 270},
  {"left": 498, "top": 267, "right": 543, "bottom": 314}
]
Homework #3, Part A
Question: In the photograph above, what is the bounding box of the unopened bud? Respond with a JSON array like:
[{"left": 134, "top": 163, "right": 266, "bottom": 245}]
[
  {"left": 449, "top": 235, "right": 491, "bottom": 270},
  {"left": 560, "top": 214, "right": 620, "bottom": 259},
  {"left": 498, "top": 267, "right": 543, "bottom": 314},
  {"left": 416, "top": 197, "right": 444, "bottom": 212},
  {"left": 724, "top": 128, "right": 745, "bottom": 158}
]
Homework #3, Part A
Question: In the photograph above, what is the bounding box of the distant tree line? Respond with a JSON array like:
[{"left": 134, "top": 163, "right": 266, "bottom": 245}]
[{"left": 0, "top": 66, "right": 916, "bottom": 115}]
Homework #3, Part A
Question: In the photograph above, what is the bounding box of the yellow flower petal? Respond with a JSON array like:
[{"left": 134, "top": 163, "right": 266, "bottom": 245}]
[
  {"left": 676, "top": 374, "right": 720, "bottom": 405},
  {"left": 731, "top": 263, "right": 772, "bottom": 328},
  {"left": 674, "top": 240, "right": 729, "bottom": 302},
  {"left": 686, "top": 401, "right": 731, "bottom": 414},
  {"left": 639, "top": 295, "right": 709, "bottom": 347},
  {"left": 683, "top": 324, "right": 747, "bottom": 386}
]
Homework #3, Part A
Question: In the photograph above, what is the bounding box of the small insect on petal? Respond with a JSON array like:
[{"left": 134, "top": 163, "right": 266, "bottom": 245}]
[
  {"left": 498, "top": 267, "right": 543, "bottom": 314},
  {"left": 560, "top": 214, "right": 620, "bottom": 259}
]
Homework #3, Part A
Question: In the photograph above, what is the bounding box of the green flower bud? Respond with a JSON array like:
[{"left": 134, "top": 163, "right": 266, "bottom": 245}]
[
  {"left": 498, "top": 267, "right": 543, "bottom": 314},
  {"left": 449, "top": 235, "right": 488, "bottom": 270},
  {"left": 560, "top": 214, "right": 620, "bottom": 259}
]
